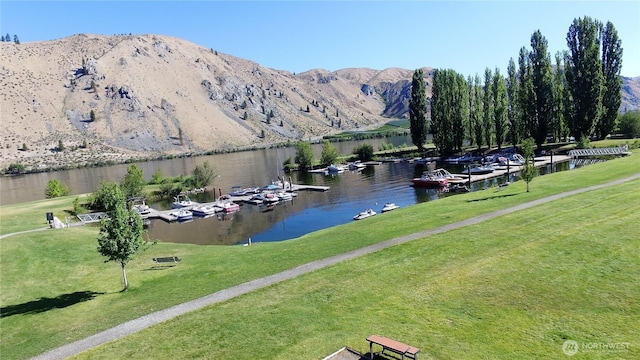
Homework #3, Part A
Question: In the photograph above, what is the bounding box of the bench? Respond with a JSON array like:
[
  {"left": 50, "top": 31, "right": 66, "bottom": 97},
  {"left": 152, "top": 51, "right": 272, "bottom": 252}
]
[
  {"left": 152, "top": 256, "right": 181, "bottom": 265},
  {"left": 367, "top": 335, "right": 419, "bottom": 360}
]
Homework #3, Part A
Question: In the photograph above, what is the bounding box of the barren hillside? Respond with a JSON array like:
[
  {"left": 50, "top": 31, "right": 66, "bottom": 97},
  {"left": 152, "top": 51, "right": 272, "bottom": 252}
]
[
  {"left": 1, "top": 34, "right": 637, "bottom": 172},
  {"left": 1, "top": 34, "right": 427, "bottom": 171}
]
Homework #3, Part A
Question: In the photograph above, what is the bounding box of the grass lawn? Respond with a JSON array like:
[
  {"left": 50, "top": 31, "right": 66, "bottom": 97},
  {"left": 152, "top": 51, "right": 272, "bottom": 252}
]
[{"left": 1, "top": 151, "right": 638, "bottom": 359}]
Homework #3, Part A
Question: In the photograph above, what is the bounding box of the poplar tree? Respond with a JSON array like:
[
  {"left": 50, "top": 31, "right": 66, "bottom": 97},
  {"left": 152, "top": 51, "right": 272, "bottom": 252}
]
[
  {"left": 493, "top": 68, "right": 508, "bottom": 149},
  {"left": 529, "top": 30, "right": 554, "bottom": 149},
  {"left": 482, "top": 68, "right": 494, "bottom": 148},
  {"left": 409, "top": 68, "right": 427, "bottom": 152},
  {"left": 597, "top": 21, "right": 623, "bottom": 139},
  {"left": 471, "top": 74, "right": 484, "bottom": 150},
  {"left": 565, "top": 16, "right": 603, "bottom": 141},
  {"left": 452, "top": 72, "right": 469, "bottom": 152},
  {"left": 506, "top": 58, "right": 521, "bottom": 145},
  {"left": 517, "top": 47, "right": 536, "bottom": 143},
  {"left": 551, "top": 52, "right": 568, "bottom": 142}
]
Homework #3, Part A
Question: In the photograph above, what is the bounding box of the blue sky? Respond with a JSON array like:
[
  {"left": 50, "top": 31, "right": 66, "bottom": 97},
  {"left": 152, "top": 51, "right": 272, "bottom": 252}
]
[{"left": 1, "top": 1, "right": 639, "bottom": 77}]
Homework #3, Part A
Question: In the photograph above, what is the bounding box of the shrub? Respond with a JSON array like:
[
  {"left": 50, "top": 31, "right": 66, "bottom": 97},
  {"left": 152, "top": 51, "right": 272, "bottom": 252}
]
[{"left": 45, "top": 179, "right": 70, "bottom": 198}]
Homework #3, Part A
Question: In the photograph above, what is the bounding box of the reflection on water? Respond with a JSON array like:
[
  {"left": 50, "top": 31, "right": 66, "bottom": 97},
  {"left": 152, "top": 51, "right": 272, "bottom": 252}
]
[{"left": 146, "top": 159, "right": 574, "bottom": 246}]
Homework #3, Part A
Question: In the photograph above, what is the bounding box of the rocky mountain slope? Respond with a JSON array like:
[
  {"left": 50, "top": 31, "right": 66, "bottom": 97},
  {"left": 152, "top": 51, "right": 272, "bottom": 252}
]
[{"left": 1, "top": 34, "right": 637, "bottom": 171}]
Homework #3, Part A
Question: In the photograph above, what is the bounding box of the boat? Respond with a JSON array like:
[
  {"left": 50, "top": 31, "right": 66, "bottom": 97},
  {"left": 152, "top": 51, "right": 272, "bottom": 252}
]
[
  {"left": 449, "top": 183, "right": 470, "bottom": 193},
  {"left": 498, "top": 153, "right": 526, "bottom": 166},
  {"left": 348, "top": 161, "right": 366, "bottom": 170},
  {"left": 427, "top": 168, "right": 467, "bottom": 183},
  {"left": 327, "top": 164, "right": 346, "bottom": 173},
  {"left": 191, "top": 204, "right": 220, "bottom": 216},
  {"left": 353, "top": 209, "right": 377, "bottom": 220},
  {"left": 216, "top": 200, "right": 240, "bottom": 213},
  {"left": 262, "top": 192, "right": 280, "bottom": 203},
  {"left": 275, "top": 191, "right": 293, "bottom": 201},
  {"left": 246, "top": 193, "right": 265, "bottom": 204},
  {"left": 229, "top": 186, "right": 250, "bottom": 197},
  {"left": 170, "top": 208, "right": 193, "bottom": 221},
  {"left": 464, "top": 164, "right": 495, "bottom": 175},
  {"left": 411, "top": 173, "right": 449, "bottom": 187},
  {"left": 381, "top": 203, "right": 400, "bottom": 213},
  {"left": 171, "top": 194, "right": 193, "bottom": 209},
  {"left": 444, "top": 152, "right": 482, "bottom": 164},
  {"left": 129, "top": 197, "right": 150, "bottom": 215}
]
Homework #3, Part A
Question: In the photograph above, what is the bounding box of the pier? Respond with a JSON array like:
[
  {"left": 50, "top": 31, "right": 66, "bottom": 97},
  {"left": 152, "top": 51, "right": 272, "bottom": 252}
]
[{"left": 450, "top": 154, "right": 572, "bottom": 184}]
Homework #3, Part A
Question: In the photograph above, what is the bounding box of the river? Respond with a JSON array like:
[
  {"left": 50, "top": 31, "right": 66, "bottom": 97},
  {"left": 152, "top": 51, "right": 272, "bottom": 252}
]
[{"left": 0, "top": 135, "right": 571, "bottom": 245}]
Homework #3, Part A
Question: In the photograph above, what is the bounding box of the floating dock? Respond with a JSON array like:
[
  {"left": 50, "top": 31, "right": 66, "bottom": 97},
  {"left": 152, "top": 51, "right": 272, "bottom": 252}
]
[{"left": 451, "top": 154, "right": 571, "bottom": 184}]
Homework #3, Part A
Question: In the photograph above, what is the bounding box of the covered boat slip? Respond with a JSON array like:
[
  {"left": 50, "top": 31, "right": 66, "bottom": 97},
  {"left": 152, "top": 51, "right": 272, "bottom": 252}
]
[{"left": 451, "top": 153, "right": 572, "bottom": 184}]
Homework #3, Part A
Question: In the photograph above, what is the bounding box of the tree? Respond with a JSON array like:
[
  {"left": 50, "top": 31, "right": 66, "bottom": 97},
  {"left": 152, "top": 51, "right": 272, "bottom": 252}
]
[
  {"left": 506, "top": 57, "right": 522, "bottom": 145},
  {"left": 352, "top": 143, "right": 374, "bottom": 162},
  {"left": 13, "top": 35, "right": 19, "bottom": 44},
  {"left": 618, "top": 110, "right": 640, "bottom": 138},
  {"left": 149, "top": 168, "right": 164, "bottom": 185},
  {"left": 90, "top": 109, "right": 96, "bottom": 122},
  {"left": 565, "top": 16, "right": 603, "bottom": 140},
  {"left": 191, "top": 161, "right": 216, "bottom": 188},
  {"left": 120, "top": 164, "right": 145, "bottom": 199},
  {"left": 482, "top": 68, "right": 494, "bottom": 148},
  {"left": 5, "top": 33, "right": 10, "bottom": 42},
  {"left": 58, "top": 140, "right": 65, "bottom": 151},
  {"left": 1, "top": 35, "right": 4, "bottom": 42},
  {"left": 431, "top": 69, "right": 467, "bottom": 155},
  {"left": 320, "top": 140, "right": 340, "bottom": 166},
  {"left": 45, "top": 179, "right": 70, "bottom": 198},
  {"left": 520, "top": 138, "right": 537, "bottom": 192},
  {"left": 97, "top": 184, "right": 145, "bottom": 291},
  {"left": 409, "top": 68, "right": 427, "bottom": 152},
  {"left": 517, "top": 46, "right": 536, "bottom": 142},
  {"left": 529, "top": 30, "right": 554, "bottom": 149},
  {"left": 597, "top": 21, "right": 623, "bottom": 139},
  {"left": 551, "top": 52, "right": 568, "bottom": 142},
  {"left": 493, "top": 68, "right": 508, "bottom": 149},
  {"left": 452, "top": 72, "right": 469, "bottom": 152},
  {"left": 470, "top": 74, "right": 484, "bottom": 150},
  {"left": 294, "top": 141, "right": 314, "bottom": 171}
]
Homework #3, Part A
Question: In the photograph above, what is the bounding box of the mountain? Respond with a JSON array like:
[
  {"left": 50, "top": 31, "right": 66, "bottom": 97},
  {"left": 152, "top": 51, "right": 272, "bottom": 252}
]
[{"left": 0, "top": 34, "right": 637, "bottom": 171}]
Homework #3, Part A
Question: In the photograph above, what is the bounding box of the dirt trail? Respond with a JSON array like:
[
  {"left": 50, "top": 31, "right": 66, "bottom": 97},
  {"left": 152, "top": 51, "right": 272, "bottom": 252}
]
[{"left": 31, "top": 173, "right": 640, "bottom": 360}]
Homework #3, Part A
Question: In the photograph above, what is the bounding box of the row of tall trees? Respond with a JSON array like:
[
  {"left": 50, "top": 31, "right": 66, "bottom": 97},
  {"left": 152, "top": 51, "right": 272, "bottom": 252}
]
[{"left": 410, "top": 16, "right": 624, "bottom": 153}]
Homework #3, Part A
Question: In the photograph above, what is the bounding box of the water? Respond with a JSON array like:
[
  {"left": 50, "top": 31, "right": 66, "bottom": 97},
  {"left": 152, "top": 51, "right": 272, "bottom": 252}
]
[{"left": 0, "top": 134, "right": 577, "bottom": 246}]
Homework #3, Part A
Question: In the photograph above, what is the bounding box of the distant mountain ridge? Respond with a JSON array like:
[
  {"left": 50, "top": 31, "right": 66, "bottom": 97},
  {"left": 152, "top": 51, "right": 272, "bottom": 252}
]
[{"left": 0, "top": 34, "right": 637, "bottom": 171}]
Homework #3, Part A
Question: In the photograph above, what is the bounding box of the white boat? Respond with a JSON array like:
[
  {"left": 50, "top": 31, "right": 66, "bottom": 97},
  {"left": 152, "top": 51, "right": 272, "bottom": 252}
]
[
  {"left": 498, "top": 153, "right": 526, "bottom": 166},
  {"left": 348, "top": 161, "right": 366, "bottom": 170},
  {"left": 217, "top": 201, "right": 240, "bottom": 213},
  {"left": 353, "top": 209, "right": 376, "bottom": 220},
  {"left": 327, "top": 164, "right": 346, "bottom": 173},
  {"left": 381, "top": 203, "right": 400, "bottom": 213},
  {"left": 170, "top": 208, "right": 193, "bottom": 221},
  {"left": 129, "top": 197, "right": 150, "bottom": 215},
  {"left": 191, "top": 204, "right": 220, "bottom": 216},
  {"left": 171, "top": 194, "right": 193, "bottom": 209},
  {"left": 428, "top": 168, "right": 467, "bottom": 183},
  {"left": 275, "top": 191, "right": 293, "bottom": 201}
]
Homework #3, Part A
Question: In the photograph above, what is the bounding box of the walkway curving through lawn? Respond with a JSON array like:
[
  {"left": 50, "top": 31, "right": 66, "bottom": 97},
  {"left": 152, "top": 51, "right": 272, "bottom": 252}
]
[{"left": 32, "top": 173, "right": 640, "bottom": 360}]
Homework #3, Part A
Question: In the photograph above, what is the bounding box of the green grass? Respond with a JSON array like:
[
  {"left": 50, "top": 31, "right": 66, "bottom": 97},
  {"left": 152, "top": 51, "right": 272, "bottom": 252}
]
[{"left": 1, "top": 151, "right": 639, "bottom": 359}]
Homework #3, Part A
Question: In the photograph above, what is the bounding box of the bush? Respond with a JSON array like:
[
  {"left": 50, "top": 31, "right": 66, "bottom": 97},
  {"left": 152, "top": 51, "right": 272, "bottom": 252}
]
[
  {"left": 352, "top": 143, "right": 374, "bottom": 161},
  {"left": 618, "top": 111, "right": 640, "bottom": 138},
  {"left": 45, "top": 179, "right": 70, "bottom": 198}
]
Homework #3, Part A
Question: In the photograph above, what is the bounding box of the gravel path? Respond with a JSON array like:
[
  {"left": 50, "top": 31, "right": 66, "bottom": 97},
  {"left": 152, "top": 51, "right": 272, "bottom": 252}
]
[{"left": 31, "top": 173, "right": 640, "bottom": 360}]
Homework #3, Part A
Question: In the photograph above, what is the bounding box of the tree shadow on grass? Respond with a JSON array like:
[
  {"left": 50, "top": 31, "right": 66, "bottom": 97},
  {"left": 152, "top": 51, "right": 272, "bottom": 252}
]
[
  {"left": 466, "top": 193, "right": 519, "bottom": 202},
  {"left": 0, "top": 291, "right": 103, "bottom": 318}
]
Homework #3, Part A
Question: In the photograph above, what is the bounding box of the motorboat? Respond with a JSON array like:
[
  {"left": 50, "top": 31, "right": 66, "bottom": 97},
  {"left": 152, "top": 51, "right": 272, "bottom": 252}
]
[
  {"left": 275, "top": 191, "right": 293, "bottom": 201},
  {"left": 170, "top": 208, "right": 193, "bottom": 221},
  {"left": 262, "top": 192, "right": 280, "bottom": 203},
  {"left": 464, "top": 164, "right": 495, "bottom": 175},
  {"left": 353, "top": 208, "right": 376, "bottom": 220},
  {"left": 449, "top": 183, "right": 470, "bottom": 193},
  {"left": 444, "top": 152, "right": 482, "bottom": 164},
  {"left": 129, "top": 197, "right": 150, "bottom": 215},
  {"left": 498, "top": 153, "right": 526, "bottom": 166},
  {"left": 411, "top": 173, "right": 449, "bottom": 188},
  {"left": 215, "top": 200, "right": 240, "bottom": 213},
  {"left": 381, "top": 203, "right": 400, "bottom": 213},
  {"left": 327, "top": 164, "right": 346, "bottom": 173},
  {"left": 191, "top": 204, "right": 220, "bottom": 216},
  {"left": 353, "top": 209, "right": 377, "bottom": 220},
  {"left": 171, "top": 194, "right": 193, "bottom": 209},
  {"left": 348, "top": 161, "right": 366, "bottom": 171},
  {"left": 427, "top": 168, "right": 467, "bottom": 183}
]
